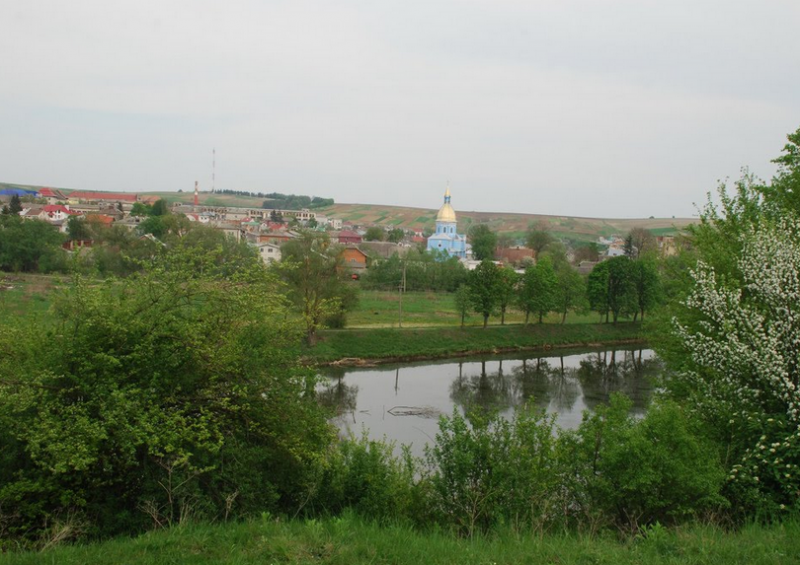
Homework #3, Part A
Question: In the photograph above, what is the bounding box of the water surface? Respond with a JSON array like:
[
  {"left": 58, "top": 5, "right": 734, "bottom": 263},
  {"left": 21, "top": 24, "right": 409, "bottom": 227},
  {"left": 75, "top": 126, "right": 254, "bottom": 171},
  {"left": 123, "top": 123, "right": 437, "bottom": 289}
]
[{"left": 318, "top": 348, "right": 660, "bottom": 453}]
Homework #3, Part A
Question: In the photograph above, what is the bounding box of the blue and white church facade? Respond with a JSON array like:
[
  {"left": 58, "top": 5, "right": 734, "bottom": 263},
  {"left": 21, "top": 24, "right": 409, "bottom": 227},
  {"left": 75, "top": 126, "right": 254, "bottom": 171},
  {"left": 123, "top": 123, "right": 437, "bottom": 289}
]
[{"left": 427, "top": 187, "right": 469, "bottom": 258}]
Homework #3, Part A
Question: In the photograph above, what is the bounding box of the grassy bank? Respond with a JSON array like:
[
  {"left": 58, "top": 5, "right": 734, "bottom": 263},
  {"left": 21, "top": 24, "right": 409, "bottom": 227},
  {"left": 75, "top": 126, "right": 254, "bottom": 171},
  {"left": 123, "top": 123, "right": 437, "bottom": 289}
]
[
  {"left": 309, "top": 322, "right": 644, "bottom": 364},
  {"left": 2, "top": 516, "right": 798, "bottom": 565},
  {"left": 349, "top": 290, "right": 608, "bottom": 327}
]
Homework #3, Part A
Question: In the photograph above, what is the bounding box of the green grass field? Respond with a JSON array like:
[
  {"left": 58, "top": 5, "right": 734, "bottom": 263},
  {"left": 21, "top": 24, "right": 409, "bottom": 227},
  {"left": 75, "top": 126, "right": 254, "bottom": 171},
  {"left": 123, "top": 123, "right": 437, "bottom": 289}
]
[
  {"left": 2, "top": 516, "right": 798, "bottom": 565},
  {"left": 349, "top": 290, "right": 610, "bottom": 328},
  {"left": 0, "top": 274, "right": 60, "bottom": 318},
  {"left": 309, "top": 322, "right": 643, "bottom": 363}
]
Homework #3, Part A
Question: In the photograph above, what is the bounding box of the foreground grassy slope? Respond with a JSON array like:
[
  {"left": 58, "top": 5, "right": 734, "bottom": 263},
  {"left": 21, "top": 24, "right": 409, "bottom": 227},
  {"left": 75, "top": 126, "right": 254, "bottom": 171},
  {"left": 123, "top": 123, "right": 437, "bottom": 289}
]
[{"left": 3, "top": 517, "right": 798, "bottom": 565}]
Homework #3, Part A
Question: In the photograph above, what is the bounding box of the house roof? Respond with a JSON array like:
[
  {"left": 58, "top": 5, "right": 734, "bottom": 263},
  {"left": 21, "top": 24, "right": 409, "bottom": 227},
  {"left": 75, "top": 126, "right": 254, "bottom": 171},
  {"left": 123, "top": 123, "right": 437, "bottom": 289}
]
[
  {"left": 43, "top": 205, "right": 80, "bottom": 215},
  {"left": 0, "top": 187, "right": 39, "bottom": 197},
  {"left": 39, "top": 187, "right": 68, "bottom": 200},
  {"left": 87, "top": 214, "right": 115, "bottom": 225},
  {"left": 68, "top": 191, "right": 139, "bottom": 202},
  {"left": 338, "top": 230, "right": 362, "bottom": 239}
]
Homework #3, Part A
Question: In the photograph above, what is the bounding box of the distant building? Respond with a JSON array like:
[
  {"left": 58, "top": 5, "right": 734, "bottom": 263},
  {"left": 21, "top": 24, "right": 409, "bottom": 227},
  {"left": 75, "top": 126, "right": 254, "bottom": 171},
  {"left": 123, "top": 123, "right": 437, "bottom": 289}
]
[
  {"left": 656, "top": 235, "right": 679, "bottom": 257},
  {"left": 426, "top": 186, "right": 468, "bottom": 258},
  {"left": 337, "top": 230, "right": 362, "bottom": 245},
  {"left": 495, "top": 246, "right": 535, "bottom": 266},
  {"left": 68, "top": 191, "right": 139, "bottom": 204},
  {"left": 340, "top": 247, "right": 368, "bottom": 272},
  {"left": 39, "top": 187, "right": 69, "bottom": 203},
  {"left": 254, "top": 242, "right": 282, "bottom": 264}
]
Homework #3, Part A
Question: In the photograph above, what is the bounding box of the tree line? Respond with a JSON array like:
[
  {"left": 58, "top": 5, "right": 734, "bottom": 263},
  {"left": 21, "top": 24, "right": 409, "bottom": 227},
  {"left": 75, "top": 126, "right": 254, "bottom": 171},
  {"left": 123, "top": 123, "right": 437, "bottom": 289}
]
[{"left": 261, "top": 193, "right": 334, "bottom": 210}]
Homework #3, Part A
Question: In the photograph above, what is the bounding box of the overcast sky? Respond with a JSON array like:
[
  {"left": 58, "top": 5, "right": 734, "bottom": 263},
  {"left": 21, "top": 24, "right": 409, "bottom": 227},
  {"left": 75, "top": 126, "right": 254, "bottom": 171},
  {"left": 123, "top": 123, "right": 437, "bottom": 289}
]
[{"left": 2, "top": 1, "right": 798, "bottom": 218}]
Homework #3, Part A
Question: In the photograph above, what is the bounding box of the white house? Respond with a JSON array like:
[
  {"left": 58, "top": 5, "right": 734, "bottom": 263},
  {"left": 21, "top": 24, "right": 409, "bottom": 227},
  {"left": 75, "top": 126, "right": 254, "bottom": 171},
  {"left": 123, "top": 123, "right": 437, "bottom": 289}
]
[{"left": 255, "top": 242, "right": 282, "bottom": 264}]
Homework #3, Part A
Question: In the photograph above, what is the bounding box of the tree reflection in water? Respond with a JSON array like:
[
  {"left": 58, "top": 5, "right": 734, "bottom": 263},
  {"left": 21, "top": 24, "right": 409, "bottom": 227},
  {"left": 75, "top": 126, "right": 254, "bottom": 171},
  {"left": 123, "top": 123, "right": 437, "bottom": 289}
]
[
  {"left": 577, "top": 349, "right": 659, "bottom": 414},
  {"left": 317, "top": 366, "right": 359, "bottom": 421},
  {"left": 450, "top": 359, "right": 516, "bottom": 414},
  {"left": 512, "top": 357, "right": 580, "bottom": 412},
  {"left": 450, "top": 349, "right": 657, "bottom": 416}
]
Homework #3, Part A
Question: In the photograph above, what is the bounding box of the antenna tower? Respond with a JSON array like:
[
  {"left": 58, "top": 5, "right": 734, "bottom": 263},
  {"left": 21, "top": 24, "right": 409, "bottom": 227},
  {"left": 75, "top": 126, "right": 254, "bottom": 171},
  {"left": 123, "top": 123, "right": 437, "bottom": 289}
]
[
  {"left": 194, "top": 181, "right": 199, "bottom": 207},
  {"left": 212, "top": 148, "right": 216, "bottom": 193}
]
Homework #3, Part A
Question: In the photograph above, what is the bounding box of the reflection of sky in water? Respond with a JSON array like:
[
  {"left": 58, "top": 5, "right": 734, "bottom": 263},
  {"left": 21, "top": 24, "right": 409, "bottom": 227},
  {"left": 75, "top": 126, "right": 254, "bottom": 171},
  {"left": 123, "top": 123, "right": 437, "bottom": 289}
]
[{"left": 319, "top": 348, "right": 660, "bottom": 456}]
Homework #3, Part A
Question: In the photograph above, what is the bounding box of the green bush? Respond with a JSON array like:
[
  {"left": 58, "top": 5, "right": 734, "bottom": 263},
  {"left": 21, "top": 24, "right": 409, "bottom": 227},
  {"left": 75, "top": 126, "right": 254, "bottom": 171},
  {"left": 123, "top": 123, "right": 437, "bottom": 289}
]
[
  {"left": 0, "top": 251, "right": 333, "bottom": 542},
  {"left": 426, "top": 406, "right": 561, "bottom": 536},
  {"left": 561, "top": 394, "right": 728, "bottom": 532},
  {"left": 311, "top": 434, "right": 424, "bottom": 524}
]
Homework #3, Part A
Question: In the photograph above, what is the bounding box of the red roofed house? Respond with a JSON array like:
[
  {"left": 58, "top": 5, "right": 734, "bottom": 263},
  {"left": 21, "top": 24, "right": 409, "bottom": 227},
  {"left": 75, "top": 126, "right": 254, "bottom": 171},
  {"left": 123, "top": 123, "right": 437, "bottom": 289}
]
[
  {"left": 337, "top": 230, "right": 362, "bottom": 245},
  {"left": 86, "top": 214, "right": 116, "bottom": 227},
  {"left": 39, "top": 187, "right": 69, "bottom": 203},
  {"left": 42, "top": 205, "right": 81, "bottom": 222}
]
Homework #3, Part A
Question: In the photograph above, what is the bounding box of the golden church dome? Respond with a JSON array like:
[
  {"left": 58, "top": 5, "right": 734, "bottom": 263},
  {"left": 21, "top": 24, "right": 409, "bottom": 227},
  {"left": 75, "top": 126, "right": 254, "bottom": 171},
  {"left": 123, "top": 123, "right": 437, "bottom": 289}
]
[{"left": 436, "top": 186, "right": 457, "bottom": 223}]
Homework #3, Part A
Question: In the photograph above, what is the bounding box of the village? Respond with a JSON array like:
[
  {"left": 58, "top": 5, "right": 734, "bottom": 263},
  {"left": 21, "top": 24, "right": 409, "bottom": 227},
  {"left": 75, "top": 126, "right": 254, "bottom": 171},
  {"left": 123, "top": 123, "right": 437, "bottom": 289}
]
[{"left": 0, "top": 184, "right": 681, "bottom": 277}]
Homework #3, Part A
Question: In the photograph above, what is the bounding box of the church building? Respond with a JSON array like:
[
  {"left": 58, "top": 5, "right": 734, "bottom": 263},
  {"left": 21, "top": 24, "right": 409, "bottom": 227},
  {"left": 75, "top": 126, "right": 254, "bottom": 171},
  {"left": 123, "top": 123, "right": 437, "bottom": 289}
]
[{"left": 427, "top": 186, "right": 469, "bottom": 258}]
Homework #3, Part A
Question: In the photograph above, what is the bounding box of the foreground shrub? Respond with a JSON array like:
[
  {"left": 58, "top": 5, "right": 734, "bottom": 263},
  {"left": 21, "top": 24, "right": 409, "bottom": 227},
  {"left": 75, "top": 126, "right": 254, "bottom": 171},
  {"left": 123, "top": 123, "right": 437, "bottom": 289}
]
[
  {"left": 426, "top": 407, "right": 561, "bottom": 536},
  {"left": 562, "top": 395, "right": 728, "bottom": 532},
  {"left": 310, "top": 434, "right": 425, "bottom": 524},
  {"left": 0, "top": 251, "right": 333, "bottom": 542}
]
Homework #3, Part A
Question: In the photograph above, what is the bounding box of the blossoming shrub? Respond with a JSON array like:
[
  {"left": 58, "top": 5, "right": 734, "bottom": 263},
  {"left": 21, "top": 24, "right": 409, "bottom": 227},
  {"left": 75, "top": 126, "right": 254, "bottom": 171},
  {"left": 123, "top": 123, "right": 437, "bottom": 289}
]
[{"left": 673, "top": 220, "right": 800, "bottom": 515}]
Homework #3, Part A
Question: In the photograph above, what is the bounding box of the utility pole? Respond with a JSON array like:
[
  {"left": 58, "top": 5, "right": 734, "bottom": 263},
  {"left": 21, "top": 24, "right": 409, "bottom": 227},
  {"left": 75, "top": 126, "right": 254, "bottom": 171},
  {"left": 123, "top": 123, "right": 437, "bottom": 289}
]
[{"left": 398, "top": 259, "right": 407, "bottom": 328}]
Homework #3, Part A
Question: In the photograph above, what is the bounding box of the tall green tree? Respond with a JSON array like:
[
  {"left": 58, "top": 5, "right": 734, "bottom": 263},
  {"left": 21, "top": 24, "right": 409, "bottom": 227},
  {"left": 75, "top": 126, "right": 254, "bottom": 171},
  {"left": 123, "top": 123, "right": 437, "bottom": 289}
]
[
  {"left": 454, "top": 283, "right": 471, "bottom": 329},
  {"left": 629, "top": 258, "right": 661, "bottom": 321},
  {"left": 761, "top": 125, "right": 800, "bottom": 214},
  {"left": 467, "top": 260, "right": 501, "bottom": 328},
  {"left": 130, "top": 202, "right": 153, "bottom": 216},
  {"left": 9, "top": 195, "right": 23, "bottom": 215},
  {"left": 150, "top": 198, "right": 170, "bottom": 216},
  {"left": 624, "top": 227, "right": 656, "bottom": 259},
  {"left": 495, "top": 267, "right": 519, "bottom": 325},
  {"left": 468, "top": 224, "right": 497, "bottom": 261},
  {"left": 573, "top": 242, "right": 600, "bottom": 263},
  {"left": 554, "top": 263, "right": 587, "bottom": 324},
  {"left": 525, "top": 222, "right": 553, "bottom": 258},
  {"left": 387, "top": 228, "right": 405, "bottom": 243},
  {"left": 0, "top": 216, "right": 65, "bottom": 272},
  {"left": 67, "top": 215, "right": 91, "bottom": 241},
  {"left": 278, "top": 231, "right": 358, "bottom": 345},
  {"left": 586, "top": 257, "right": 635, "bottom": 324},
  {"left": 519, "top": 257, "right": 559, "bottom": 324},
  {"left": 364, "top": 227, "right": 385, "bottom": 241}
]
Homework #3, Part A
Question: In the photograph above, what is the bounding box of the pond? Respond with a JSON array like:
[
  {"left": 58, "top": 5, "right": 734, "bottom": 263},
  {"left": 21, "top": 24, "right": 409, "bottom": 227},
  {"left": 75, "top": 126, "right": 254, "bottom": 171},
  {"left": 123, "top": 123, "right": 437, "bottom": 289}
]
[{"left": 318, "top": 348, "right": 661, "bottom": 454}]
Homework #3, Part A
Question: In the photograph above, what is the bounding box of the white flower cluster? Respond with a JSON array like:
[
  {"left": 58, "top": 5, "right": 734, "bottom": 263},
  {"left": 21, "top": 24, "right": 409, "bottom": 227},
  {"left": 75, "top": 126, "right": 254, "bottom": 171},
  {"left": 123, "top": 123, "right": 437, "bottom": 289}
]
[{"left": 674, "top": 219, "right": 800, "bottom": 503}]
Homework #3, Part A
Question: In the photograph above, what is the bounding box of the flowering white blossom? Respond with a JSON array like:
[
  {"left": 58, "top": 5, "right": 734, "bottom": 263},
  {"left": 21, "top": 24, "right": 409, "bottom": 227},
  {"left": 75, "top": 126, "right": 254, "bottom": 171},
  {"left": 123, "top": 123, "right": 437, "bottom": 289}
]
[{"left": 674, "top": 219, "right": 800, "bottom": 507}]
